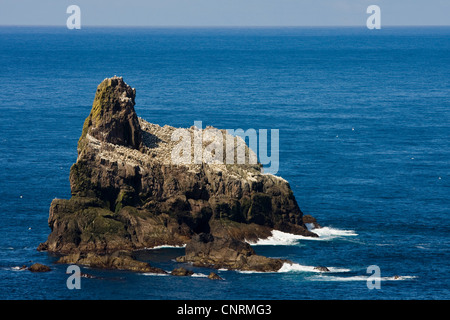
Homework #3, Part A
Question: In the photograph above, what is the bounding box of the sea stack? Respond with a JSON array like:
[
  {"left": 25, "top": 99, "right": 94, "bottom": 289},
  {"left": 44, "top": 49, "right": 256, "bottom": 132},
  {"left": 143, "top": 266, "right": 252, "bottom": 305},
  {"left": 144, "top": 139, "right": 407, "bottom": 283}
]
[{"left": 38, "top": 76, "right": 318, "bottom": 272}]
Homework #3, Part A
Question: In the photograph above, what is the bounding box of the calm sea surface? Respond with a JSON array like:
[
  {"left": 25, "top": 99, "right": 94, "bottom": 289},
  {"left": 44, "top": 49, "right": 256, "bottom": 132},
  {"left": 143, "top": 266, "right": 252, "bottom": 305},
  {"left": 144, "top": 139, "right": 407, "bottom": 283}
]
[{"left": 0, "top": 26, "right": 449, "bottom": 299}]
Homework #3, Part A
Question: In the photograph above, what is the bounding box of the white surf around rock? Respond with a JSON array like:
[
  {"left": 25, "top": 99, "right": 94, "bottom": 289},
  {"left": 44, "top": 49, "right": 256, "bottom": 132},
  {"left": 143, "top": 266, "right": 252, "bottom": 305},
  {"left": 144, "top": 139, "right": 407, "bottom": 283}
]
[
  {"left": 236, "top": 262, "right": 351, "bottom": 274},
  {"left": 278, "top": 262, "right": 351, "bottom": 273},
  {"left": 147, "top": 244, "right": 187, "bottom": 250},
  {"left": 246, "top": 225, "right": 357, "bottom": 246}
]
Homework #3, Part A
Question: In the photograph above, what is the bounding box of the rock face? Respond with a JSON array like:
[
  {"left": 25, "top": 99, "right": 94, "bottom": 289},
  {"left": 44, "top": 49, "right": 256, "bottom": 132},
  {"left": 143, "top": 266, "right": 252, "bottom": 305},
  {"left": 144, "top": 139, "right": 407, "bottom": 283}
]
[
  {"left": 38, "top": 76, "right": 318, "bottom": 272},
  {"left": 79, "top": 77, "right": 142, "bottom": 151}
]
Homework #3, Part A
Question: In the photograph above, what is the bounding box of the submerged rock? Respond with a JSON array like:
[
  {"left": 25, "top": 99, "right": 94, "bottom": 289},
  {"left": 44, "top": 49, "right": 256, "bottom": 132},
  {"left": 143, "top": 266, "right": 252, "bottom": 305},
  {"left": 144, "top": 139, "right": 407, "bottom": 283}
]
[
  {"left": 208, "top": 272, "right": 223, "bottom": 280},
  {"left": 171, "top": 267, "right": 194, "bottom": 276},
  {"left": 38, "top": 76, "right": 319, "bottom": 272},
  {"left": 28, "top": 263, "right": 51, "bottom": 272}
]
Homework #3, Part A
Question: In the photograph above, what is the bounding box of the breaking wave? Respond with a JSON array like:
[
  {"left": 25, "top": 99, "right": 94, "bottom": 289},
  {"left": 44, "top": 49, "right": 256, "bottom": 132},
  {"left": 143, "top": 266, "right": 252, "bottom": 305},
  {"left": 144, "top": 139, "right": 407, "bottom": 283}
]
[
  {"left": 308, "top": 274, "right": 418, "bottom": 282},
  {"left": 246, "top": 230, "right": 307, "bottom": 246},
  {"left": 191, "top": 273, "right": 209, "bottom": 278},
  {"left": 237, "top": 262, "right": 351, "bottom": 274},
  {"left": 141, "top": 272, "right": 218, "bottom": 279},
  {"left": 10, "top": 266, "right": 27, "bottom": 271},
  {"left": 141, "top": 272, "right": 170, "bottom": 276},
  {"left": 310, "top": 226, "right": 358, "bottom": 239},
  {"left": 278, "top": 262, "right": 351, "bottom": 273},
  {"left": 147, "top": 244, "right": 186, "bottom": 250},
  {"left": 247, "top": 225, "right": 357, "bottom": 246}
]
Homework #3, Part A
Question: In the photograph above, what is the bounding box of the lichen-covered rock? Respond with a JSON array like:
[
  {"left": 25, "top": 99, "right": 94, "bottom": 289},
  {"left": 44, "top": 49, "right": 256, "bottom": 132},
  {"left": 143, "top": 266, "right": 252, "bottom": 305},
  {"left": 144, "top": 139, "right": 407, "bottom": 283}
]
[
  {"left": 78, "top": 77, "right": 142, "bottom": 151},
  {"left": 38, "top": 76, "right": 319, "bottom": 272}
]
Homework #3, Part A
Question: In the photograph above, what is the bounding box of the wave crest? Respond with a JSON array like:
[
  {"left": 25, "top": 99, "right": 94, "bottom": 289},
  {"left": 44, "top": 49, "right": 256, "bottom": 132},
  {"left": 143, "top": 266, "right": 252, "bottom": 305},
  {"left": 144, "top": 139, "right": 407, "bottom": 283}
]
[
  {"left": 236, "top": 263, "right": 350, "bottom": 274},
  {"left": 247, "top": 226, "right": 357, "bottom": 246},
  {"left": 278, "top": 262, "right": 351, "bottom": 273}
]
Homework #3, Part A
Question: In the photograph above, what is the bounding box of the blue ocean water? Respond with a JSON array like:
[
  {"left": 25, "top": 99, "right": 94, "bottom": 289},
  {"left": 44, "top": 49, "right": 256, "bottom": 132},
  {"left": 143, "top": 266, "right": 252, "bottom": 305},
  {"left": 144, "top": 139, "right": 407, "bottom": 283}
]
[{"left": 0, "top": 26, "right": 449, "bottom": 300}]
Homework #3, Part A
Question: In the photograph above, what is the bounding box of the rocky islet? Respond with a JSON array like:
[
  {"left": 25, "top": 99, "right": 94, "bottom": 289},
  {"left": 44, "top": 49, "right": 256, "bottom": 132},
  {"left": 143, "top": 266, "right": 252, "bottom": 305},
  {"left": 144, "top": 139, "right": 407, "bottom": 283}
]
[{"left": 38, "top": 76, "right": 320, "bottom": 274}]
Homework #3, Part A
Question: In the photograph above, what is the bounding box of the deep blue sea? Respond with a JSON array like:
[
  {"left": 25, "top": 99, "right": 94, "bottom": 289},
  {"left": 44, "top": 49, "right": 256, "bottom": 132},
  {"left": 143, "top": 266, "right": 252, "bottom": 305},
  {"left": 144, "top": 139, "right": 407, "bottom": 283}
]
[{"left": 0, "top": 26, "right": 449, "bottom": 300}]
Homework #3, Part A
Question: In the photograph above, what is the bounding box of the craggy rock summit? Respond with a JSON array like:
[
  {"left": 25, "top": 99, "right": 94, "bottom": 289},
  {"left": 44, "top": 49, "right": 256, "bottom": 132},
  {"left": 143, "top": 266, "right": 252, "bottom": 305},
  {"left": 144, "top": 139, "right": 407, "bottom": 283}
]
[{"left": 38, "top": 76, "right": 318, "bottom": 272}]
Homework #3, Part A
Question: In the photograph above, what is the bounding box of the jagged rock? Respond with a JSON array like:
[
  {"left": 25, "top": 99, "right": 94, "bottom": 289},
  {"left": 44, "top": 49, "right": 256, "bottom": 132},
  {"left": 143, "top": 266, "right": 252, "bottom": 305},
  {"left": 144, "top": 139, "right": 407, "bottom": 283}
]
[
  {"left": 28, "top": 263, "right": 51, "bottom": 272},
  {"left": 313, "top": 266, "right": 330, "bottom": 272},
  {"left": 38, "top": 76, "right": 319, "bottom": 272},
  {"left": 171, "top": 267, "right": 194, "bottom": 276},
  {"left": 176, "top": 233, "right": 287, "bottom": 272},
  {"left": 208, "top": 272, "right": 223, "bottom": 280},
  {"left": 57, "top": 251, "right": 166, "bottom": 274},
  {"left": 78, "top": 76, "right": 142, "bottom": 151}
]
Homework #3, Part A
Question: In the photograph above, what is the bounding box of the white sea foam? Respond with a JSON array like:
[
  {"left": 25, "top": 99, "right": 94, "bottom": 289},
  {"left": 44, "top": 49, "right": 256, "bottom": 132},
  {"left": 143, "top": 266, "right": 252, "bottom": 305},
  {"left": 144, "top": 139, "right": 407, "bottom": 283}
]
[
  {"left": 141, "top": 272, "right": 170, "bottom": 276},
  {"left": 236, "top": 262, "right": 350, "bottom": 274},
  {"left": 11, "top": 266, "right": 27, "bottom": 271},
  {"left": 304, "top": 223, "right": 315, "bottom": 230},
  {"left": 311, "top": 226, "right": 358, "bottom": 239},
  {"left": 191, "top": 273, "right": 209, "bottom": 278},
  {"left": 236, "top": 270, "right": 266, "bottom": 274},
  {"left": 247, "top": 225, "right": 357, "bottom": 246},
  {"left": 278, "top": 262, "right": 351, "bottom": 273},
  {"left": 147, "top": 244, "right": 186, "bottom": 250},
  {"left": 308, "top": 275, "right": 417, "bottom": 282},
  {"left": 246, "top": 230, "right": 307, "bottom": 246}
]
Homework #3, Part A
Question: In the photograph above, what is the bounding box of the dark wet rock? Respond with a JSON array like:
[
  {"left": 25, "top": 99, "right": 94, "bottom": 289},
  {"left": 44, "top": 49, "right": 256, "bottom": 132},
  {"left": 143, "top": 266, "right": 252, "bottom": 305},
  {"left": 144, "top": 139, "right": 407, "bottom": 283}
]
[
  {"left": 176, "top": 233, "right": 287, "bottom": 272},
  {"left": 171, "top": 267, "right": 194, "bottom": 276},
  {"left": 208, "top": 272, "right": 223, "bottom": 280},
  {"left": 313, "top": 266, "right": 330, "bottom": 272},
  {"left": 28, "top": 263, "right": 51, "bottom": 272},
  {"left": 56, "top": 251, "right": 166, "bottom": 274}
]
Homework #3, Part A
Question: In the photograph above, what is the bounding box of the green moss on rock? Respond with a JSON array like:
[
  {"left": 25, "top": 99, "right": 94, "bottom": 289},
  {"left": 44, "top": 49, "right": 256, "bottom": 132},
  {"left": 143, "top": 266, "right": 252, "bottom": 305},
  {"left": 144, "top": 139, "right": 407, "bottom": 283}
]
[
  {"left": 114, "top": 189, "right": 138, "bottom": 213},
  {"left": 69, "top": 161, "right": 95, "bottom": 197}
]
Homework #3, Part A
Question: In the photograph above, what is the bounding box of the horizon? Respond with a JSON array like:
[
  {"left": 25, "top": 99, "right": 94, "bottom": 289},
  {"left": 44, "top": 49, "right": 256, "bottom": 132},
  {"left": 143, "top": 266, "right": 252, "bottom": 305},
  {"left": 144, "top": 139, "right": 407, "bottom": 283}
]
[
  {"left": 1, "top": 25, "right": 449, "bottom": 28},
  {"left": 0, "top": 0, "right": 449, "bottom": 27}
]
